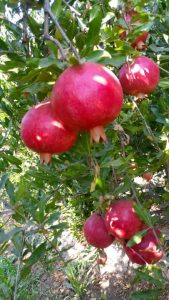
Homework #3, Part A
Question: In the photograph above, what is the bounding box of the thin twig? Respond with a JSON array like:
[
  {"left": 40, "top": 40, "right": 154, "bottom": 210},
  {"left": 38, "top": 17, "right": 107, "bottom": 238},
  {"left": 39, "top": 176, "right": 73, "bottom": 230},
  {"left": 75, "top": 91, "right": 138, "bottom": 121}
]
[
  {"left": 44, "top": 0, "right": 66, "bottom": 60},
  {"left": 13, "top": 257, "right": 21, "bottom": 300},
  {"left": 130, "top": 97, "right": 162, "bottom": 153},
  {"left": 45, "top": 0, "right": 80, "bottom": 61},
  {"left": 44, "top": 34, "right": 67, "bottom": 60},
  {"left": 159, "top": 66, "right": 169, "bottom": 75}
]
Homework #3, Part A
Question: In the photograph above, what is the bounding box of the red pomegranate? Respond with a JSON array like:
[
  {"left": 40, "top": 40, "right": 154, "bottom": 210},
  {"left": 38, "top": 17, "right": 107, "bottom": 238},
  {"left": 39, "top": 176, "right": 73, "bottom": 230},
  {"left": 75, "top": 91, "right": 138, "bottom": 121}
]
[
  {"left": 119, "top": 56, "right": 160, "bottom": 98},
  {"left": 131, "top": 32, "right": 149, "bottom": 50},
  {"left": 21, "top": 101, "right": 78, "bottom": 164},
  {"left": 120, "top": 12, "right": 149, "bottom": 50},
  {"left": 124, "top": 228, "right": 163, "bottom": 265},
  {"left": 105, "top": 199, "right": 143, "bottom": 240},
  {"left": 51, "top": 62, "right": 123, "bottom": 143},
  {"left": 143, "top": 172, "right": 153, "bottom": 182},
  {"left": 84, "top": 213, "right": 115, "bottom": 248}
]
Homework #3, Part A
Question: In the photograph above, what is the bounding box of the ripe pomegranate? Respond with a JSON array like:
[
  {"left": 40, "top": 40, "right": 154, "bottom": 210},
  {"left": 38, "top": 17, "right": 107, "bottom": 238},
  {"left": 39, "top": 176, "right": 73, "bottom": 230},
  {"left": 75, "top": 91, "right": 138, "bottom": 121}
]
[
  {"left": 143, "top": 172, "right": 153, "bottom": 182},
  {"left": 119, "top": 56, "right": 160, "bottom": 98},
  {"left": 124, "top": 228, "right": 163, "bottom": 265},
  {"left": 21, "top": 101, "right": 78, "bottom": 164},
  {"left": 84, "top": 213, "right": 115, "bottom": 248},
  {"left": 120, "top": 12, "right": 149, "bottom": 50},
  {"left": 131, "top": 32, "right": 149, "bottom": 50},
  {"left": 105, "top": 199, "right": 143, "bottom": 239},
  {"left": 51, "top": 62, "right": 123, "bottom": 143}
]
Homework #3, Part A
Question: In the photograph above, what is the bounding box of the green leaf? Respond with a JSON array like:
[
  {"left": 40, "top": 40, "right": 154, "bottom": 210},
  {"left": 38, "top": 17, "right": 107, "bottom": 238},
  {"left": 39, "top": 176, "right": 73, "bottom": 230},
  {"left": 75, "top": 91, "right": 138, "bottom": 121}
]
[
  {"left": 0, "top": 39, "right": 8, "bottom": 51},
  {"left": 126, "top": 229, "right": 148, "bottom": 247},
  {"left": 27, "top": 15, "right": 41, "bottom": 36},
  {"left": 159, "top": 78, "right": 169, "bottom": 89},
  {"left": 5, "top": 179, "right": 15, "bottom": 204},
  {"left": 101, "top": 157, "right": 126, "bottom": 168},
  {"left": 20, "top": 242, "right": 46, "bottom": 280},
  {"left": 51, "top": 0, "right": 62, "bottom": 18},
  {"left": 0, "top": 174, "right": 8, "bottom": 190},
  {"left": 134, "top": 202, "right": 153, "bottom": 225},
  {"left": 86, "top": 6, "right": 102, "bottom": 48},
  {"left": 0, "top": 154, "right": 21, "bottom": 166},
  {"left": 46, "top": 211, "right": 60, "bottom": 225},
  {"left": 134, "top": 270, "right": 164, "bottom": 288},
  {"left": 130, "top": 289, "right": 161, "bottom": 300},
  {"left": 0, "top": 228, "right": 21, "bottom": 244},
  {"left": 2, "top": 19, "right": 22, "bottom": 37}
]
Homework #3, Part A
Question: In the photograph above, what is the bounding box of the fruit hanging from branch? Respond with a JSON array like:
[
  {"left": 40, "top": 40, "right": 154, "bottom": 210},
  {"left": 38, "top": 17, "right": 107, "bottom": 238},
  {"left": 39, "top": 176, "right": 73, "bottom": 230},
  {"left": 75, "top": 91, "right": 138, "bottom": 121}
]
[
  {"left": 84, "top": 213, "right": 115, "bottom": 248},
  {"left": 124, "top": 228, "right": 163, "bottom": 265},
  {"left": 51, "top": 62, "right": 123, "bottom": 143},
  {"left": 21, "top": 101, "right": 78, "bottom": 164},
  {"left": 120, "top": 9, "right": 149, "bottom": 50},
  {"left": 119, "top": 56, "right": 160, "bottom": 99},
  {"left": 105, "top": 199, "right": 143, "bottom": 240}
]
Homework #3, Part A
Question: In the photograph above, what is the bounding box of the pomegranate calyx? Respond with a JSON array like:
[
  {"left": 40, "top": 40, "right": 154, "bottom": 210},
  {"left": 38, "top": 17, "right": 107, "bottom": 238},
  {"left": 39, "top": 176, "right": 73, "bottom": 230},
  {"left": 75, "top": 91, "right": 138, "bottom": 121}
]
[
  {"left": 90, "top": 126, "right": 107, "bottom": 144},
  {"left": 135, "top": 41, "right": 147, "bottom": 50},
  {"left": 134, "top": 93, "right": 147, "bottom": 100},
  {"left": 40, "top": 153, "right": 52, "bottom": 164}
]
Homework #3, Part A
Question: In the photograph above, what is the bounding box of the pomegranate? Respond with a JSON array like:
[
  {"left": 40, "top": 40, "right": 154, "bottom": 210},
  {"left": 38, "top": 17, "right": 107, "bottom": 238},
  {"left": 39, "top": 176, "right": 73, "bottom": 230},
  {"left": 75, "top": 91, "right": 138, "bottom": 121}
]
[
  {"left": 21, "top": 101, "right": 78, "bottom": 164},
  {"left": 105, "top": 199, "right": 143, "bottom": 239},
  {"left": 120, "top": 12, "right": 149, "bottom": 50},
  {"left": 131, "top": 32, "right": 149, "bottom": 50},
  {"left": 124, "top": 228, "right": 163, "bottom": 265},
  {"left": 51, "top": 62, "right": 123, "bottom": 143},
  {"left": 143, "top": 172, "right": 153, "bottom": 182},
  {"left": 119, "top": 56, "right": 160, "bottom": 98},
  {"left": 84, "top": 213, "right": 115, "bottom": 248}
]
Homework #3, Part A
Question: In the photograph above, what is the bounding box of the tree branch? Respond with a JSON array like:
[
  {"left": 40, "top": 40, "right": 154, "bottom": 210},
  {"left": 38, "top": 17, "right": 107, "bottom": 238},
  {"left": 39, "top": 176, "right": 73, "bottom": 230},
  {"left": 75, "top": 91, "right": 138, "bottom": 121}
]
[
  {"left": 44, "top": 0, "right": 80, "bottom": 62},
  {"left": 44, "top": 0, "right": 66, "bottom": 61},
  {"left": 44, "top": 34, "right": 67, "bottom": 61}
]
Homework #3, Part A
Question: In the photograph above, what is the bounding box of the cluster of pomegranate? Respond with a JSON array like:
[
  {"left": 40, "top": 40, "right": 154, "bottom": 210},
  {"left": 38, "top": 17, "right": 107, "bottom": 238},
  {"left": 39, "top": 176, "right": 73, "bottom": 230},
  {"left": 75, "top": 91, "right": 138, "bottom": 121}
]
[
  {"left": 21, "top": 62, "right": 123, "bottom": 163},
  {"left": 21, "top": 55, "right": 159, "bottom": 162},
  {"left": 84, "top": 199, "right": 163, "bottom": 265}
]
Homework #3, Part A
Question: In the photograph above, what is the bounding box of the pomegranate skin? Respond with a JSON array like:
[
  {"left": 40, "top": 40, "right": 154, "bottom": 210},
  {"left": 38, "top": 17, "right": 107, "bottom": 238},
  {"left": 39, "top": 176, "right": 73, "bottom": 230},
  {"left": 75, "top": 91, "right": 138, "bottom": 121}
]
[
  {"left": 119, "top": 56, "right": 160, "bottom": 96},
  {"left": 131, "top": 32, "right": 149, "bottom": 48},
  {"left": 105, "top": 199, "right": 143, "bottom": 240},
  {"left": 84, "top": 213, "right": 115, "bottom": 248},
  {"left": 51, "top": 62, "right": 123, "bottom": 131},
  {"left": 124, "top": 229, "right": 163, "bottom": 265},
  {"left": 21, "top": 101, "right": 78, "bottom": 158}
]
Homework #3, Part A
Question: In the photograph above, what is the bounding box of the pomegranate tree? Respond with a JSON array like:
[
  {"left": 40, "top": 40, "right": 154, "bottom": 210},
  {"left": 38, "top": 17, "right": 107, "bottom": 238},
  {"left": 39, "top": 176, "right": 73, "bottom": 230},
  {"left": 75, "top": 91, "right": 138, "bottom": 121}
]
[
  {"left": 51, "top": 62, "right": 123, "bottom": 143},
  {"left": 21, "top": 101, "right": 78, "bottom": 164},
  {"left": 119, "top": 56, "right": 160, "bottom": 98},
  {"left": 105, "top": 199, "right": 143, "bottom": 239},
  {"left": 124, "top": 228, "right": 163, "bottom": 265},
  {"left": 84, "top": 213, "right": 115, "bottom": 248}
]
